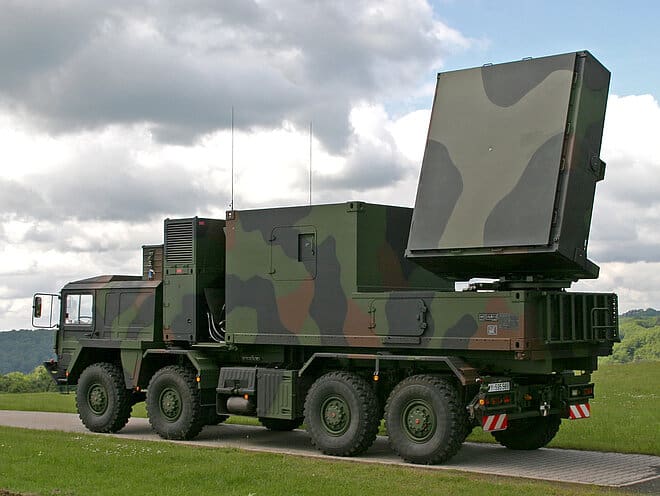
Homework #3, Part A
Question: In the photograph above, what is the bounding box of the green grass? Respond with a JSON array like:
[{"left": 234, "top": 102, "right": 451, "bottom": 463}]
[
  {"left": 1, "top": 362, "right": 658, "bottom": 455},
  {"left": 0, "top": 391, "right": 77, "bottom": 414},
  {"left": 0, "top": 426, "right": 633, "bottom": 496}
]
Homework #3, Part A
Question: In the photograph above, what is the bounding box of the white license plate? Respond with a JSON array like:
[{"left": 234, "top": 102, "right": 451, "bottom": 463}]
[{"left": 487, "top": 381, "right": 511, "bottom": 393}]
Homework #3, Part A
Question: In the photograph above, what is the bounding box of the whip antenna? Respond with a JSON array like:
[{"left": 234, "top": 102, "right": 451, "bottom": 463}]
[
  {"left": 309, "top": 121, "right": 312, "bottom": 205},
  {"left": 231, "top": 106, "right": 234, "bottom": 210}
]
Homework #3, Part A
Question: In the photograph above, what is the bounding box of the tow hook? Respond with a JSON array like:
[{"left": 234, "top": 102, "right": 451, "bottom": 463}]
[{"left": 540, "top": 401, "right": 550, "bottom": 416}]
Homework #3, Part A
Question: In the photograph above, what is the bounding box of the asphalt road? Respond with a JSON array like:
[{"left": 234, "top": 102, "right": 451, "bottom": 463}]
[{"left": 1, "top": 410, "right": 659, "bottom": 492}]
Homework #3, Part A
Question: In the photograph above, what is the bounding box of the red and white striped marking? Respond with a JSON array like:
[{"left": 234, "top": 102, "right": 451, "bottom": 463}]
[
  {"left": 482, "top": 414, "right": 508, "bottom": 432},
  {"left": 569, "top": 403, "right": 591, "bottom": 419}
]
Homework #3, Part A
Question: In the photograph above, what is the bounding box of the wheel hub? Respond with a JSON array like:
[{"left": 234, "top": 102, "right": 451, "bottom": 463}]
[
  {"left": 403, "top": 401, "right": 436, "bottom": 442},
  {"left": 87, "top": 384, "right": 108, "bottom": 415},
  {"left": 159, "top": 387, "right": 182, "bottom": 421},
  {"left": 321, "top": 396, "right": 350, "bottom": 435}
]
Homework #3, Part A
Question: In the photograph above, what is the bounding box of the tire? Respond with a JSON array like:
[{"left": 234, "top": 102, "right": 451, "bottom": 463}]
[
  {"left": 259, "top": 417, "right": 303, "bottom": 431},
  {"left": 460, "top": 420, "right": 475, "bottom": 442},
  {"left": 491, "top": 415, "right": 561, "bottom": 450},
  {"left": 458, "top": 407, "right": 474, "bottom": 442},
  {"left": 146, "top": 365, "right": 205, "bottom": 440},
  {"left": 385, "top": 375, "right": 464, "bottom": 464},
  {"left": 76, "top": 363, "right": 132, "bottom": 433},
  {"left": 304, "top": 371, "right": 379, "bottom": 456}
]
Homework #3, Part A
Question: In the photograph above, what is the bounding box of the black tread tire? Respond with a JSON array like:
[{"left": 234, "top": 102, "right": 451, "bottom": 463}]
[
  {"left": 385, "top": 375, "right": 464, "bottom": 464},
  {"left": 492, "top": 415, "right": 561, "bottom": 450},
  {"left": 259, "top": 417, "right": 303, "bottom": 431},
  {"left": 459, "top": 408, "right": 474, "bottom": 442},
  {"left": 146, "top": 365, "right": 204, "bottom": 440},
  {"left": 76, "top": 362, "right": 132, "bottom": 433},
  {"left": 304, "top": 371, "right": 379, "bottom": 456}
]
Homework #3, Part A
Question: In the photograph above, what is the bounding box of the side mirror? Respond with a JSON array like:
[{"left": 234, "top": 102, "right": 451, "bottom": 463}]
[{"left": 32, "top": 293, "right": 60, "bottom": 328}]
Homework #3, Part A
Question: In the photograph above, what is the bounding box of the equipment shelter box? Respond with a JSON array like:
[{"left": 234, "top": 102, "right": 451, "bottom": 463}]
[{"left": 406, "top": 51, "right": 610, "bottom": 281}]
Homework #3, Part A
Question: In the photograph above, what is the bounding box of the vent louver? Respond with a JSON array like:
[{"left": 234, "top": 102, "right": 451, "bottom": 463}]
[{"left": 165, "top": 220, "right": 194, "bottom": 264}]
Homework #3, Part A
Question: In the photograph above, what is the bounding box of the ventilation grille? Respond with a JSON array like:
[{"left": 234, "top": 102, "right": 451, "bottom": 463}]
[
  {"left": 165, "top": 220, "right": 194, "bottom": 265},
  {"left": 543, "top": 293, "right": 619, "bottom": 343}
]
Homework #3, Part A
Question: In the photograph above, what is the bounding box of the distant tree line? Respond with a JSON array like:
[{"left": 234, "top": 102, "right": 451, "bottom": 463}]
[
  {"left": 0, "top": 366, "right": 58, "bottom": 393},
  {"left": 620, "top": 308, "right": 660, "bottom": 318},
  {"left": 602, "top": 315, "right": 660, "bottom": 364}
]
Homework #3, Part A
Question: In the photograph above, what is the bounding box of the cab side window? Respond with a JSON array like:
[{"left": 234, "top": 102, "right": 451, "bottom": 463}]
[{"left": 65, "top": 294, "right": 93, "bottom": 325}]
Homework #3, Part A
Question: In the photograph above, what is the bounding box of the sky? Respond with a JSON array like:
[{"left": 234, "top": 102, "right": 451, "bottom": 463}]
[{"left": 1, "top": 0, "right": 659, "bottom": 330}]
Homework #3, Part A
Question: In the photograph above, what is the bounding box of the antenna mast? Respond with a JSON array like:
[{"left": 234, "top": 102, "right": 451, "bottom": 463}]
[
  {"left": 309, "top": 121, "right": 312, "bottom": 205},
  {"left": 231, "top": 106, "right": 234, "bottom": 210}
]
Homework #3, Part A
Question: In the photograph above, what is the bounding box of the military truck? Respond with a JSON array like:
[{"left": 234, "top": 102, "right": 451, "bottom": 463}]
[{"left": 33, "top": 51, "right": 618, "bottom": 464}]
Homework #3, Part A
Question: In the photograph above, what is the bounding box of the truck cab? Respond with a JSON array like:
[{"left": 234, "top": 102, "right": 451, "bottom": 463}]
[{"left": 35, "top": 275, "right": 162, "bottom": 388}]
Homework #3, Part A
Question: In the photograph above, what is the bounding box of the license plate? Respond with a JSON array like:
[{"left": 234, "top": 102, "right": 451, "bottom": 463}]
[{"left": 487, "top": 381, "right": 511, "bottom": 393}]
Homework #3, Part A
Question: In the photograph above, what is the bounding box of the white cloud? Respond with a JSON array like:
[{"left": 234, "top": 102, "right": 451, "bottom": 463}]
[
  {"left": 0, "top": 1, "right": 470, "bottom": 152},
  {"left": 589, "top": 94, "right": 660, "bottom": 264},
  {"left": 601, "top": 95, "right": 660, "bottom": 175},
  {"left": 575, "top": 262, "right": 660, "bottom": 313},
  {"left": 388, "top": 109, "right": 431, "bottom": 163}
]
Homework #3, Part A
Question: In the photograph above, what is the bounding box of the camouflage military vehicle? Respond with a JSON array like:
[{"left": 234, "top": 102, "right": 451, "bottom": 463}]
[{"left": 33, "top": 51, "right": 618, "bottom": 464}]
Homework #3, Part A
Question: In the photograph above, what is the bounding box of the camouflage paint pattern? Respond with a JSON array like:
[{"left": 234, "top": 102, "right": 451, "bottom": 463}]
[
  {"left": 225, "top": 202, "right": 618, "bottom": 374},
  {"left": 407, "top": 51, "right": 610, "bottom": 281},
  {"left": 225, "top": 202, "right": 450, "bottom": 348},
  {"left": 162, "top": 217, "right": 225, "bottom": 343},
  {"left": 54, "top": 275, "right": 163, "bottom": 386},
  {"left": 61, "top": 276, "right": 162, "bottom": 343}
]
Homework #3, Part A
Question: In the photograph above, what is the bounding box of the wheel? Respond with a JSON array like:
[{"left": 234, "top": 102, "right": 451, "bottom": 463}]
[
  {"left": 146, "top": 365, "right": 205, "bottom": 440},
  {"left": 259, "top": 417, "right": 303, "bottom": 431},
  {"left": 76, "top": 363, "right": 132, "bottom": 433},
  {"left": 385, "top": 375, "right": 464, "bottom": 464},
  {"left": 491, "top": 415, "right": 561, "bottom": 450},
  {"left": 304, "top": 371, "right": 379, "bottom": 456}
]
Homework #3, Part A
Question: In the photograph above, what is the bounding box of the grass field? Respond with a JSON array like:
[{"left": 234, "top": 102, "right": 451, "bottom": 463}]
[
  {"left": 0, "top": 426, "right": 636, "bottom": 496},
  {"left": 1, "top": 362, "right": 658, "bottom": 455}
]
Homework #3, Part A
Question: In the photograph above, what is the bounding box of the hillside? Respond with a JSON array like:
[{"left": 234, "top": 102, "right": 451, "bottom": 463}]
[
  {"left": 620, "top": 308, "right": 660, "bottom": 318},
  {"left": 0, "top": 329, "right": 56, "bottom": 374},
  {"left": 606, "top": 311, "right": 660, "bottom": 363}
]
